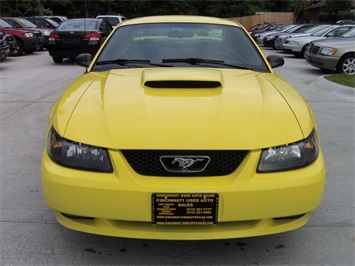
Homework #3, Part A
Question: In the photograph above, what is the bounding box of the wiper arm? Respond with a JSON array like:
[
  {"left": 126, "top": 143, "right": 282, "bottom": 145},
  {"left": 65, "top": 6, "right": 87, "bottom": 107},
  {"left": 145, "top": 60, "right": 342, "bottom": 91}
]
[
  {"left": 162, "top": 58, "right": 252, "bottom": 70},
  {"left": 163, "top": 58, "right": 223, "bottom": 65},
  {"left": 95, "top": 59, "right": 171, "bottom": 67}
]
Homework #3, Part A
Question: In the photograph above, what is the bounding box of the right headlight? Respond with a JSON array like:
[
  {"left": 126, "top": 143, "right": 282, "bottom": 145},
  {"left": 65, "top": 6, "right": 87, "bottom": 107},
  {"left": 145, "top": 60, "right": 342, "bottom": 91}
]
[
  {"left": 47, "top": 128, "right": 113, "bottom": 173},
  {"left": 257, "top": 129, "right": 319, "bottom": 173}
]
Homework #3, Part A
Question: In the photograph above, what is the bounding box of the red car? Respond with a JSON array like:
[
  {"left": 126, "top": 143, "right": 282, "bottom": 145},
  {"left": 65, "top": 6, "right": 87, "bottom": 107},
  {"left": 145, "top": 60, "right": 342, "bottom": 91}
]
[{"left": 0, "top": 18, "right": 38, "bottom": 56}]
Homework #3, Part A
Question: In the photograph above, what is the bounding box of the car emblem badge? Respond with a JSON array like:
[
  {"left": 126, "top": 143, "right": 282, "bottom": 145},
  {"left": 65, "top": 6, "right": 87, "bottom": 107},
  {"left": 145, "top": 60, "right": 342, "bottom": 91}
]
[{"left": 160, "top": 156, "right": 210, "bottom": 173}]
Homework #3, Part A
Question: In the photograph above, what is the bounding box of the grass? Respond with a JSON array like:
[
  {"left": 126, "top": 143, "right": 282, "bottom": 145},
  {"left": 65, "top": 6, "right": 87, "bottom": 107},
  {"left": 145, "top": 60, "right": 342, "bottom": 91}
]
[{"left": 324, "top": 73, "right": 355, "bottom": 88}]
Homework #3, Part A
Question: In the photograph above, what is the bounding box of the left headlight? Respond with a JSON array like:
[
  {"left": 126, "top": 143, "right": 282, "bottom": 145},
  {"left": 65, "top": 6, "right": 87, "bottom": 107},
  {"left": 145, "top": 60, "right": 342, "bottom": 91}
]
[
  {"left": 47, "top": 128, "right": 113, "bottom": 172},
  {"left": 257, "top": 129, "right": 319, "bottom": 173},
  {"left": 320, "top": 47, "right": 337, "bottom": 56},
  {"left": 24, "top": 33, "right": 34, "bottom": 38}
]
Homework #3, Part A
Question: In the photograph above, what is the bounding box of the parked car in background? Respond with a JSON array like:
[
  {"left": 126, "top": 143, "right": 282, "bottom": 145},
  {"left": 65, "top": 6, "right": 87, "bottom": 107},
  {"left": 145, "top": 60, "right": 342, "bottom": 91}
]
[
  {"left": 46, "top": 15, "right": 67, "bottom": 24},
  {"left": 0, "top": 18, "right": 38, "bottom": 56},
  {"left": 0, "top": 31, "right": 9, "bottom": 62},
  {"left": 25, "top": 16, "right": 59, "bottom": 30},
  {"left": 283, "top": 25, "right": 354, "bottom": 58},
  {"left": 336, "top": 19, "right": 355, "bottom": 25},
  {"left": 247, "top": 23, "right": 274, "bottom": 34},
  {"left": 305, "top": 27, "right": 355, "bottom": 75},
  {"left": 250, "top": 23, "right": 285, "bottom": 41},
  {"left": 96, "top": 14, "right": 127, "bottom": 28},
  {"left": 2, "top": 17, "right": 52, "bottom": 50},
  {"left": 263, "top": 24, "right": 317, "bottom": 49},
  {"left": 4, "top": 32, "right": 16, "bottom": 55},
  {"left": 47, "top": 18, "right": 112, "bottom": 63},
  {"left": 255, "top": 24, "right": 295, "bottom": 44},
  {"left": 274, "top": 24, "right": 330, "bottom": 50},
  {"left": 42, "top": 15, "right": 325, "bottom": 240}
]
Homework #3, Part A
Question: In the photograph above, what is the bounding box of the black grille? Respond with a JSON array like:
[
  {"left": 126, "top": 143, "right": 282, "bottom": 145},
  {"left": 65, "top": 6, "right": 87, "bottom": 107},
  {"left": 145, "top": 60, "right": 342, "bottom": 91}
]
[
  {"left": 308, "top": 44, "right": 320, "bottom": 54},
  {"left": 121, "top": 150, "right": 248, "bottom": 177}
]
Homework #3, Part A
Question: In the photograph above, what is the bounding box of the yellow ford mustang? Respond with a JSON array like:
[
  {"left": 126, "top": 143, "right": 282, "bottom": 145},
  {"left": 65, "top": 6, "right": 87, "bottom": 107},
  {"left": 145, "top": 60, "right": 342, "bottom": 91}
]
[{"left": 41, "top": 16, "right": 325, "bottom": 240}]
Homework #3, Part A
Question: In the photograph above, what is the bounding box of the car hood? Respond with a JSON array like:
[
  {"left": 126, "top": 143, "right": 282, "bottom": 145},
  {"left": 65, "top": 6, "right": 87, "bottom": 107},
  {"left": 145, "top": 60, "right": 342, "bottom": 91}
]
[
  {"left": 289, "top": 36, "right": 326, "bottom": 43},
  {"left": 279, "top": 33, "right": 311, "bottom": 39},
  {"left": 52, "top": 68, "right": 314, "bottom": 150},
  {"left": 311, "top": 37, "right": 355, "bottom": 46}
]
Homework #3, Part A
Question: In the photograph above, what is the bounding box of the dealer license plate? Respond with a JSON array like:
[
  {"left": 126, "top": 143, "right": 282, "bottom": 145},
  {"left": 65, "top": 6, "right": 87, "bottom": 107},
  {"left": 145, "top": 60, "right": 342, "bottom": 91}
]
[{"left": 152, "top": 193, "right": 219, "bottom": 225}]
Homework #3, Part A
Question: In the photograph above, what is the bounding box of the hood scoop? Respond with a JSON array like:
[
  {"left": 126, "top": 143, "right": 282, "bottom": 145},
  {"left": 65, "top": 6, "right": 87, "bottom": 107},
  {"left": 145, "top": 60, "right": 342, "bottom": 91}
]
[
  {"left": 142, "top": 68, "right": 224, "bottom": 89},
  {"left": 145, "top": 80, "right": 221, "bottom": 88}
]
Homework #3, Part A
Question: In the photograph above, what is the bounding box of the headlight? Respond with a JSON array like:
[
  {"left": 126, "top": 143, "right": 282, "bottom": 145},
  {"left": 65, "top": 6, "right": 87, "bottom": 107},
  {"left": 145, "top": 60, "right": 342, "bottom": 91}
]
[
  {"left": 320, "top": 47, "right": 337, "bottom": 56},
  {"left": 287, "top": 41, "right": 300, "bottom": 46},
  {"left": 47, "top": 128, "right": 113, "bottom": 172},
  {"left": 24, "top": 33, "right": 34, "bottom": 38},
  {"left": 266, "top": 36, "right": 275, "bottom": 41},
  {"left": 43, "top": 30, "right": 51, "bottom": 36},
  {"left": 257, "top": 129, "right": 319, "bottom": 173}
]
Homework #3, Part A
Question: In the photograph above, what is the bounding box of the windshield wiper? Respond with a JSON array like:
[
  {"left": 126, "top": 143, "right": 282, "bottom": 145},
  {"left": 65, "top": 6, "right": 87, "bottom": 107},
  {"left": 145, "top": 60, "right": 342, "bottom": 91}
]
[
  {"left": 162, "top": 58, "right": 252, "bottom": 70},
  {"left": 95, "top": 59, "right": 171, "bottom": 67}
]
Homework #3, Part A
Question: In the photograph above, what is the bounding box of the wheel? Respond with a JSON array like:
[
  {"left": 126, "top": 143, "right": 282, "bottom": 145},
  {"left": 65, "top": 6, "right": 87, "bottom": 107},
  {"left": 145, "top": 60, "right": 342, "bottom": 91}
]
[
  {"left": 336, "top": 54, "right": 355, "bottom": 75},
  {"left": 293, "top": 44, "right": 308, "bottom": 58},
  {"left": 52, "top": 57, "right": 63, "bottom": 63},
  {"left": 11, "top": 40, "right": 24, "bottom": 56},
  {"left": 300, "top": 44, "right": 309, "bottom": 59}
]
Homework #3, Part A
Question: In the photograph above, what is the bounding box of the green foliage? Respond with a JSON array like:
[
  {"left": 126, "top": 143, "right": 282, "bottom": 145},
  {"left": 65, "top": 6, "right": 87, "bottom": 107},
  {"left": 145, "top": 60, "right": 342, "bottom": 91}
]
[
  {"left": 322, "top": 0, "right": 352, "bottom": 22},
  {"left": 0, "top": 0, "right": 352, "bottom": 20},
  {"left": 325, "top": 74, "right": 355, "bottom": 88}
]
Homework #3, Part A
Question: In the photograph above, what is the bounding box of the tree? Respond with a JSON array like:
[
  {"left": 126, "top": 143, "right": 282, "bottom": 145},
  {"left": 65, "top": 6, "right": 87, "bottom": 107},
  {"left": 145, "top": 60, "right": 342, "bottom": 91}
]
[{"left": 323, "top": 0, "right": 352, "bottom": 22}]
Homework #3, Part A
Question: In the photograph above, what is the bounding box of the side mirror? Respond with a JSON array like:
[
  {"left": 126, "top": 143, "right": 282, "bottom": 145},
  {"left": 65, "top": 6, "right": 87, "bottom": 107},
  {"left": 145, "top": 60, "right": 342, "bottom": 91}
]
[
  {"left": 267, "top": 55, "right": 284, "bottom": 68},
  {"left": 75, "top": 53, "right": 93, "bottom": 68}
]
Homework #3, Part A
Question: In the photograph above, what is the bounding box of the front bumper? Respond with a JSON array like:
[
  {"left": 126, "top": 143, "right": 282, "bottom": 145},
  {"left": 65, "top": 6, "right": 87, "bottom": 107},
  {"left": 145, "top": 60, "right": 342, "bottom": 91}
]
[
  {"left": 283, "top": 43, "right": 302, "bottom": 53},
  {"left": 47, "top": 45, "right": 99, "bottom": 59},
  {"left": 42, "top": 148, "right": 325, "bottom": 240},
  {"left": 22, "top": 36, "right": 38, "bottom": 51},
  {"left": 304, "top": 51, "right": 340, "bottom": 71}
]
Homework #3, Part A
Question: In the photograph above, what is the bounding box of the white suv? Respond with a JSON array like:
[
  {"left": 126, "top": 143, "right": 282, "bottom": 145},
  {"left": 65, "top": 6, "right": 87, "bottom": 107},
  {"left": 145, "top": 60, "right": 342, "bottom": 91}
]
[{"left": 96, "top": 15, "right": 127, "bottom": 28}]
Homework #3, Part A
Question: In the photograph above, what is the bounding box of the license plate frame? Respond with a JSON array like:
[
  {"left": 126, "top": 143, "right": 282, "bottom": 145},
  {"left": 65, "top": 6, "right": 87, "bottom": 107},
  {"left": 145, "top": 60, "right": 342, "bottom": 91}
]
[{"left": 152, "top": 193, "right": 219, "bottom": 225}]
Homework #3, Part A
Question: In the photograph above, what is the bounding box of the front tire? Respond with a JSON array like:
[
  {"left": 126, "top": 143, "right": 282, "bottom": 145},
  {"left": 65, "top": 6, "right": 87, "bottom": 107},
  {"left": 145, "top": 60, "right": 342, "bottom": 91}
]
[
  {"left": 336, "top": 54, "right": 355, "bottom": 75},
  {"left": 52, "top": 57, "right": 63, "bottom": 63},
  {"left": 12, "top": 41, "right": 24, "bottom": 56}
]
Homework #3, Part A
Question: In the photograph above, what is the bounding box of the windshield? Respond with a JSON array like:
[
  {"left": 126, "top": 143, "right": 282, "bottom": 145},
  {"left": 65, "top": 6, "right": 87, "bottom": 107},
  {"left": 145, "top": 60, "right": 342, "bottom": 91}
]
[
  {"left": 0, "top": 19, "right": 12, "bottom": 28},
  {"left": 93, "top": 23, "right": 268, "bottom": 72},
  {"left": 17, "top": 18, "right": 37, "bottom": 28},
  {"left": 57, "top": 19, "right": 98, "bottom": 31},
  {"left": 311, "top": 26, "right": 335, "bottom": 36},
  {"left": 340, "top": 27, "right": 355, "bottom": 37},
  {"left": 304, "top": 25, "right": 327, "bottom": 34}
]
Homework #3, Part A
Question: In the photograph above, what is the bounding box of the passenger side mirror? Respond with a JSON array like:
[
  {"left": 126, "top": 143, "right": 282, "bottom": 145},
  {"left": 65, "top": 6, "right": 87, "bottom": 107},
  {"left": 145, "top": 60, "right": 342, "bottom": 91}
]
[{"left": 267, "top": 55, "right": 284, "bottom": 68}]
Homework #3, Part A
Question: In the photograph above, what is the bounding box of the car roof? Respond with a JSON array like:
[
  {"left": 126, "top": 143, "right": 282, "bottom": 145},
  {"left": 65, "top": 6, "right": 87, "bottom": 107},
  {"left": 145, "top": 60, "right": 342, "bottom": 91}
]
[{"left": 121, "top": 15, "right": 242, "bottom": 27}]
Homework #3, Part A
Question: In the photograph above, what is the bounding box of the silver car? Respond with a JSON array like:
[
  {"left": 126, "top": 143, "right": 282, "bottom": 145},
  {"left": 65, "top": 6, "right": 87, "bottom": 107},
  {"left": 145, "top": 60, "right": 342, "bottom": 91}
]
[
  {"left": 304, "top": 28, "right": 355, "bottom": 75},
  {"left": 274, "top": 24, "right": 330, "bottom": 50},
  {"left": 283, "top": 25, "right": 354, "bottom": 58}
]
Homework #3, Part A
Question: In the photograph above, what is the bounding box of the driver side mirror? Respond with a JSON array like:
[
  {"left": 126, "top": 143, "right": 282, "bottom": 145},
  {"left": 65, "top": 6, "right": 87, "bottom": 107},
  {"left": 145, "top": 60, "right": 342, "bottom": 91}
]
[{"left": 75, "top": 53, "right": 93, "bottom": 68}]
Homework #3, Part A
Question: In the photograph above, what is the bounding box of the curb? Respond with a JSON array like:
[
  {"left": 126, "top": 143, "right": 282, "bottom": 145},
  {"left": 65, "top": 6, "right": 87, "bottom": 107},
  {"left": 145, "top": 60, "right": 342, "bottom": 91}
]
[{"left": 312, "top": 76, "right": 354, "bottom": 96}]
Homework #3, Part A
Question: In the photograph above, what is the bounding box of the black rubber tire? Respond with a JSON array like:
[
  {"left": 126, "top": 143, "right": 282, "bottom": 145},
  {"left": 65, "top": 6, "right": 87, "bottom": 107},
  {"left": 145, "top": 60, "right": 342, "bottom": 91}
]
[
  {"left": 52, "top": 57, "right": 63, "bottom": 63},
  {"left": 12, "top": 40, "right": 24, "bottom": 56}
]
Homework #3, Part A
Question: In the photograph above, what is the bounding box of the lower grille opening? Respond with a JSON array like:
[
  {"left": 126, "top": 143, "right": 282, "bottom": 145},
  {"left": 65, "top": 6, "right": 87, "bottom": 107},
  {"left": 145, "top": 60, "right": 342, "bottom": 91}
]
[
  {"left": 62, "top": 213, "right": 94, "bottom": 220},
  {"left": 273, "top": 214, "right": 305, "bottom": 220}
]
